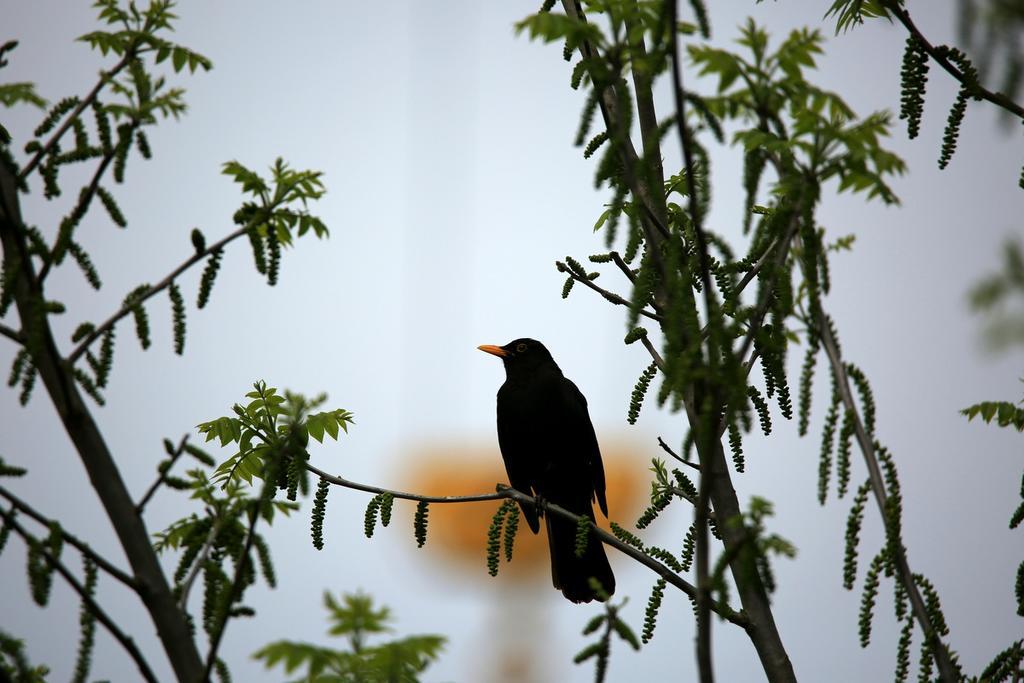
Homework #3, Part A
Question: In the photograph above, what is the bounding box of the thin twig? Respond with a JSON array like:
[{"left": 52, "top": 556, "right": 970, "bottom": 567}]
[
  {"left": 640, "top": 334, "right": 666, "bottom": 372},
  {"left": 563, "top": 267, "right": 664, "bottom": 322},
  {"left": 610, "top": 251, "right": 637, "bottom": 283},
  {"left": 136, "top": 434, "right": 189, "bottom": 515},
  {"left": 36, "top": 136, "right": 126, "bottom": 284},
  {"left": 0, "top": 507, "right": 159, "bottom": 683},
  {"left": 19, "top": 53, "right": 134, "bottom": 182},
  {"left": 0, "top": 323, "right": 23, "bottom": 344},
  {"left": 67, "top": 225, "right": 248, "bottom": 364},
  {"left": 177, "top": 512, "right": 226, "bottom": 611},
  {"left": 667, "top": 2, "right": 715, "bottom": 679},
  {"left": 0, "top": 482, "right": 137, "bottom": 591},
  {"left": 817, "top": 313, "right": 959, "bottom": 682},
  {"left": 657, "top": 436, "right": 700, "bottom": 471},
  {"left": 303, "top": 462, "right": 747, "bottom": 626},
  {"left": 881, "top": 0, "right": 1024, "bottom": 121},
  {"left": 202, "top": 500, "right": 259, "bottom": 681}
]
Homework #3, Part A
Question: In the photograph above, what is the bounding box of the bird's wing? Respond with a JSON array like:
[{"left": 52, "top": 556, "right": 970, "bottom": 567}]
[
  {"left": 561, "top": 378, "right": 609, "bottom": 518},
  {"left": 496, "top": 384, "right": 541, "bottom": 533}
]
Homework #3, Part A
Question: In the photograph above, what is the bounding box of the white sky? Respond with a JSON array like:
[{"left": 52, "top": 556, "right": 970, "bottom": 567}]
[{"left": 1, "top": 1, "right": 1021, "bottom": 681}]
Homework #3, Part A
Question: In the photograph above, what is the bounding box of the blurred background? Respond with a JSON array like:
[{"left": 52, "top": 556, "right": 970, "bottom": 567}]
[{"left": 1, "top": 1, "right": 1021, "bottom": 681}]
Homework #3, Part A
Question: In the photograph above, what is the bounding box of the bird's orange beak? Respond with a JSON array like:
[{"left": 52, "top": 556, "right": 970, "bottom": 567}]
[{"left": 477, "top": 344, "right": 507, "bottom": 358}]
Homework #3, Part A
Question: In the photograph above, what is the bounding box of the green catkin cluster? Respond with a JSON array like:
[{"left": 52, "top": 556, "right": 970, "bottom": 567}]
[
  {"left": 253, "top": 534, "right": 275, "bottom": 588},
  {"left": 213, "top": 659, "right": 231, "bottom": 683},
  {"left": 747, "top": 385, "right": 772, "bottom": 436},
  {"left": 71, "top": 117, "right": 88, "bottom": 151},
  {"left": 642, "top": 578, "right": 667, "bottom": 644},
  {"left": 73, "top": 367, "right": 105, "bottom": 406},
  {"left": 92, "top": 100, "right": 111, "bottom": 152},
  {"left": 112, "top": 123, "right": 133, "bottom": 183},
  {"left": 68, "top": 240, "right": 102, "bottom": 289},
  {"left": 913, "top": 573, "right": 949, "bottom": 637},
  {"left": 835, "top": 409, "right": 855, "bottom": 498},
  {"left": 201, "top": 557, "right": 227, "bottom": 635},
  {"left": 980, "top": 642, "right": 1024, "bottom": 681},
  {"left": 858, "top": 551, "right": 885, "bottom": 648},
  {"left": 503, "top": 506, "right": 519, "bottom": 562},
  {"left": 562, "top": 276, "right": 575, "bottom": 299},
  {"left": 486, "top": 500, "right": 518, "bottom": 576},
  {"left": 169, "top": 282, "right": 186, "bottom": 354},
  {"left": 680, "top": 523, "right": 696, "bottom": 572},
  {"left": 797, "top": 334, "right": 820, "bottom": 436},
  {"left": 918, "top": 637, "right": 934, "bottom": 681},
  {"left": 894, "top": 615, "right": 913, "bottom": 683},
  {"left": 96, "top": 187, "right": 126, "bottom": 227},
  {"left": 173, "top": 518, "right": 213, "bottom": 586},
  {"left": 266, "top": 227, "right": 281, "bottom": 286},
  {"left": 93, "top": 329, "right": 114, "bottom": 388},
  {"left": 285, "top": 449, "right": 306, "bottom": 501},
  {"left": 7, "top": 349, "right": 28, "bottom": 389},
  {"left": 575, "top": 89, "right": 600, "bottom": 147},
  {"left": 413, "top": 501, "right": 429, "bottom": 548},
  {"left": 727, "top": 421, "right": 744, "bottom": 472},
  {"left": 197, "top": 248, "right": 223, "bottom": 308},
  {"left": 574, "top": 514, "right": 590, "bottom": 558},
  {"left": 938, "top": 88, "right": 968, "bottom": 170},
  {"left": 876, "top": 445, "right": 904, "bottom": 568},
  {"left": 688, "top": 0, "right": 710, "bottom": 38},
  {"left": 123, "top": 284, "right": 151, "bottom": 350},
  {"left": 0, "top": 508, "right": 14, "bottom": 559},
  {"left": 842, "top": 480, "right": 872, "bottom": 590},
  {"left": 1017, "top": 560, "right": 1024, "bottom": 617},
  {"left": 247, "top": 228, "right": 266, "bottom": 275},
  {"left": 71, "top": 556, "right": 97, "bottom": 683},
  {"left": 635, "top": 492, "right": 671, "bottom": 530},
  {"left": 845, "top": 363, "right": 876, "bottom": 436},
  {"left": 818, "top": 379, "right": 840, "bottom": 505},
  {"left": 135, "top": 130, "right": 151, "bottom": 159},
  {"left": 672, "top": 468, "right": 698, "bottom": 500},
  {"left": 27, "top": 524, "right": 63, "bottom": 606},
  {"left": 311, "top": 478, "right": 329, "bottom": 550},
  {"left": 609, "top": 521, "right": 644, "bottom": 551},
  {"left": 644, "top": 545, "right": 683, "bottom": 573},
  {"left": 899, "top": 37, "right": 929, "bottom": 139},
  {"left": 583, "top": 130, "right": 608, "bottom": 159},
  {"left": 364, "top": 495, "right": 381, "bottom": 538},
  {"left": 34, "top": 96, "right": 79, "bottom": 138},
  {"left": 378, "top": 492, "right": 394, "bottom": 527},
  {"left": 627, "top": 362, "right": 658, "bottom": 425}
]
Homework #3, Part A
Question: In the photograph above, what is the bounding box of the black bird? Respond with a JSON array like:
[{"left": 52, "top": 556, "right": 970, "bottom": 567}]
[{"left": 478, "top": 338, "right": 615, "bottom": 603}]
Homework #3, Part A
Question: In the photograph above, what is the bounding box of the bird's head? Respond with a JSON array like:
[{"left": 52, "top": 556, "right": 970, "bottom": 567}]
[{"left": 477, "top": 338, "right": 561, "bottom": 378}]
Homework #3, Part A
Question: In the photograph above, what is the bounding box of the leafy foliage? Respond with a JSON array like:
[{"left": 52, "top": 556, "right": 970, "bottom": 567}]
[{"left": 253, "top": 592, "right": 445, "bottom": 683}]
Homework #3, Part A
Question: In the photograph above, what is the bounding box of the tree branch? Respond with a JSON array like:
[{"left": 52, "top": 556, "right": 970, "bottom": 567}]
[
  {"left": 0, "top": 482, "right": 137, "bottom": 591},
  {"left": 880, "top": 0, "right": 1024, "bottom": 121},
  {"left": 303, "top": 461, "right": 748, "bottom": 627},
  {"left": 560, "top": 264, "right": 664, "bottom": 322},
  {"left": 135, "top": 434, "right": 189, "bottom": 515},
  {"left": 0, "top": 322, "right": 23, "bottom": 344},
  {"left": 816, "top": 311, "right": 959, "bottom": 682},
  {"left": 176, "top": 511, "right": 227, "bottom": 612},
  {"left": 19, "top": 53, "right": 135, "bottom": 182},
  {"left": 0, "top": 506, "right": 159, "bottom": 683},
  {"left": 0, "top": 163, "right": 205, "bottom": 681},
  {"left": 67, "top": 224, "right": 248, "bottom": 364},
  {"left": 36, "top": 131, "right": 129, "bottom": 285}
]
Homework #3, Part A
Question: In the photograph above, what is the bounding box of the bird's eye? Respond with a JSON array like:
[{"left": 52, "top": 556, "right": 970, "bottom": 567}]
[{"left": 516, "top": 342, "right": 528, "bottom": 353}]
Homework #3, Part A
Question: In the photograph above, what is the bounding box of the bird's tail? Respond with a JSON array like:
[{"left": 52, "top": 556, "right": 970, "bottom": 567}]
[{"left": 545, "top": 509, "right": 615, "bottom": 603}]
